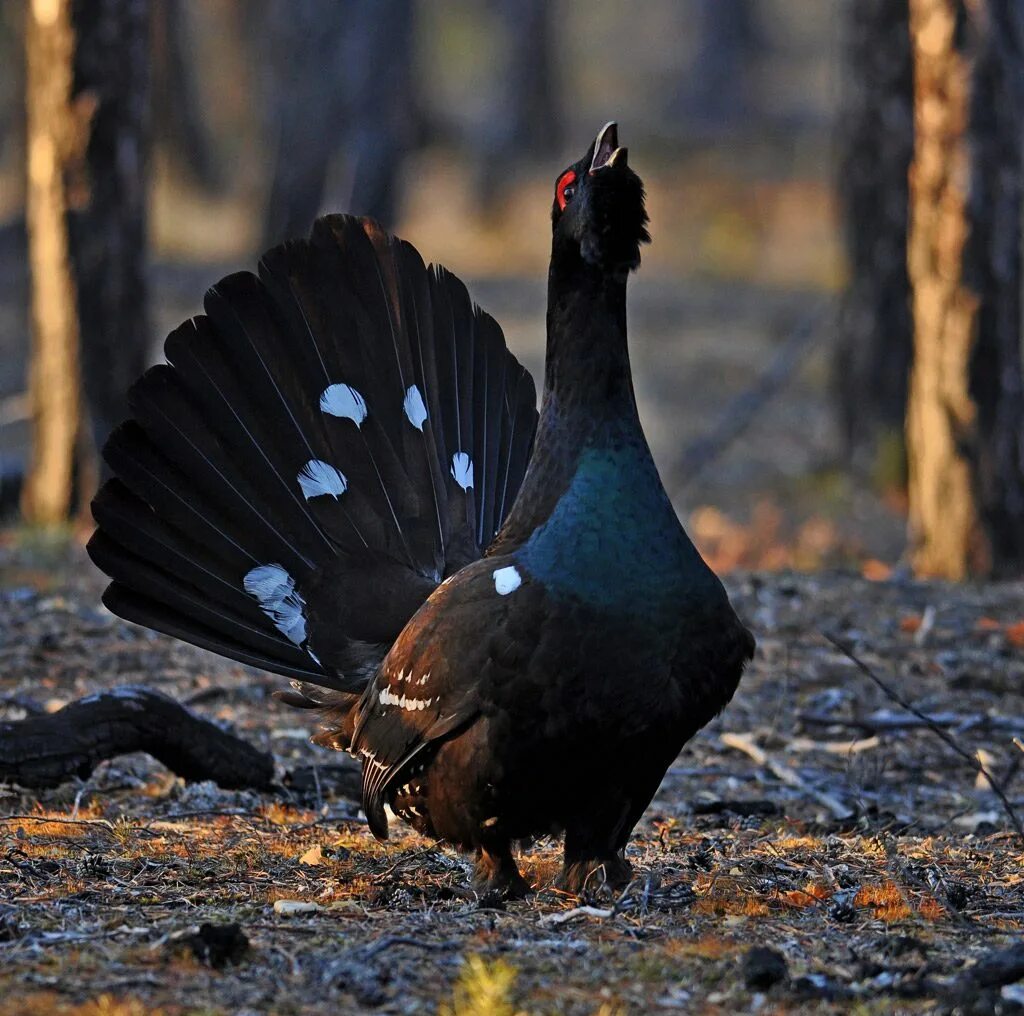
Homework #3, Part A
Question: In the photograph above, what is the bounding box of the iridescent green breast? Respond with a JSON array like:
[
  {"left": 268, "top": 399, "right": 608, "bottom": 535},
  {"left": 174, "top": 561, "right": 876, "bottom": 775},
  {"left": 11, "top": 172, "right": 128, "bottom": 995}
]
[{"left": 519, "top": 443, "right": 714, "bottom": 621}]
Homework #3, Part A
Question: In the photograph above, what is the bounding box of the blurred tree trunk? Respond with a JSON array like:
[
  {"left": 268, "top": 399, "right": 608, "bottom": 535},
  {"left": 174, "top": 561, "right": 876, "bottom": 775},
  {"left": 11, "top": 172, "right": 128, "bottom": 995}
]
[
  {"left": 23, "top": 0, "right": 83, "bottom": 525},
  {"left": 22, "top": 0, "right": 151, "bottom": 525},
  {"left": 490, "top": 0, "right": 560, "bottom": 154},
  {"left": 474, "top": 0, "right": 561, "bottom": 210},
  {"left": 835, "top": 0, "right": 914, "bottom": 475},
  {"left": 152, "top": 0, "right": 220, "bottom": 192},
  {"left": 669, "top": 0, "right": 757, "bottom": 132},
  {"left": 344, "top": 0, "right": 415, "bottom": 228},
  {"left": 906, "top": 0, "right": 1024, "bottom": 578},
  {"left": 262, "top": 0, "right": 415, "bottom": 245},
  {"left": 68, "top": 0, "right": 152, "bottom": 462},
  {"left": 261, "top": 0, "right": 350, "bottom": 245}
]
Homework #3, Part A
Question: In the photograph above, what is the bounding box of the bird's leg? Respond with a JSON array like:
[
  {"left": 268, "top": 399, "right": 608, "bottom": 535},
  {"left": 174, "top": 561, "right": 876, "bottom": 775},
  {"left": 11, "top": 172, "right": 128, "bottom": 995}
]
[
  {"left": 472, "top": 843, "right": 531, "bottom": 898},
  {"left": 558, "top": 841, "right": 633, "bottom": 897},
  {"left": 558, "top": 754, "right": 676, "bottom": 895},
  {"left": 559, "top": 808, "right": 635, "bottom": 896}
]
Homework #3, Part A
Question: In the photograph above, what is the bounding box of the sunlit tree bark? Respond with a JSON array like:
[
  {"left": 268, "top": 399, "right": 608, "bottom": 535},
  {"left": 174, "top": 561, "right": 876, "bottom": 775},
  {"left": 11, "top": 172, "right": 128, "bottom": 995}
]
[
  {"left": 22, "top": 0, "right": 151, "bottom": 524},
  {"left": 22, "top": 0, "right": 83, "bottom": 525},
  {"left": 906, "top": 0, "right": 1024, "bottom": 578}
]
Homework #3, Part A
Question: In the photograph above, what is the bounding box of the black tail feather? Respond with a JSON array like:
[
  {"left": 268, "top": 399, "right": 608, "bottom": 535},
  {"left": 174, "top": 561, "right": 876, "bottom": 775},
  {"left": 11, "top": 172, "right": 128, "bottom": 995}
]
[{"left": 90, "top": 215, "right": 538, "bottom": 692}]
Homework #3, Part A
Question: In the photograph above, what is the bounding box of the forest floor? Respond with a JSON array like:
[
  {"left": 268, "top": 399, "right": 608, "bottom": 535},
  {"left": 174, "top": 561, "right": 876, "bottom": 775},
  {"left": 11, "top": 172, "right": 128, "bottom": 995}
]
[{"left": 2, "top": 542, "right": 1023, "bottom": 1015}]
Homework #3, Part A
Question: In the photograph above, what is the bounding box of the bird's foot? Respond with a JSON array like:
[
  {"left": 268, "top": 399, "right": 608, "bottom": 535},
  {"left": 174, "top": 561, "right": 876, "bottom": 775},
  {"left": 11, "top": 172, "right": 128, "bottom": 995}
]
[
  {"left": 473, "top": 847, "right": 531, "bottom": 899},
  {"left": 557, "top": 853, "right": 633, "bottom": 897}
]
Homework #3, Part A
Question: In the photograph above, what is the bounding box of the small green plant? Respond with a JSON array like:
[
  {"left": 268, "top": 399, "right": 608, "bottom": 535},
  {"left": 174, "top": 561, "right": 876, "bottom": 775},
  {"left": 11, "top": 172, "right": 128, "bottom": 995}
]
[
  {"left": 110, "top": 816, "right": 136, "bottom": 849},
  {"left": 439, "top": 955, "right": 524, "bottom": 1016}
]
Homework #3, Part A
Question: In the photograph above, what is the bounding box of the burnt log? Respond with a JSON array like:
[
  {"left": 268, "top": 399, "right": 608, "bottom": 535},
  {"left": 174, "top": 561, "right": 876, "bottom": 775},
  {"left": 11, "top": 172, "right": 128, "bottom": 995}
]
[{"left": 0, "top": 687, "right": 274, "bottom": 790}]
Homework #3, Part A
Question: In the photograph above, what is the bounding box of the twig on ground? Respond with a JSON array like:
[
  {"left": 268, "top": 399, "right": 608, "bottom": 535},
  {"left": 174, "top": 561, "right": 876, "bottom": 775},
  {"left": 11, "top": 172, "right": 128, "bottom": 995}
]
[
  {"left": 0, "top": 814, "right": 116, "bottom": 832},
  {"left": 799, "top": 710, "right": 1024, "bottom": 734},
  {"left": 359, "top": 935, "right": 456, "bottom": 959},
  {"left": 719, "top": 731, "right": 855, "bottom": 820},
  {"left": 824, "top": 632, "right": 1024, "bottom": 837},
  {"left": 786, "top": 735, "right": 880, "bottom": 755},
  {"left": 539, "top": 905, "right": 614, "bottom": 927}
]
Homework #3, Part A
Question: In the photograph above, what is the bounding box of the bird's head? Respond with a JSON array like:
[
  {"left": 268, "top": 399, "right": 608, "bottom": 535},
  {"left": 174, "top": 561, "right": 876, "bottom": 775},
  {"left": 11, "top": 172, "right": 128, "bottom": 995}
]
[{"left": 551, "top": 122, "right": 650, "bottom": 279}]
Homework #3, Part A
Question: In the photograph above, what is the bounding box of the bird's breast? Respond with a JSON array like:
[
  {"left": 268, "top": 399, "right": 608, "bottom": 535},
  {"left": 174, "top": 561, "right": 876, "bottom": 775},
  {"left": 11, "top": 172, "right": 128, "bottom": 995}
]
[{"left": 518, "top": 444, "right": 711, "bottom": 622}]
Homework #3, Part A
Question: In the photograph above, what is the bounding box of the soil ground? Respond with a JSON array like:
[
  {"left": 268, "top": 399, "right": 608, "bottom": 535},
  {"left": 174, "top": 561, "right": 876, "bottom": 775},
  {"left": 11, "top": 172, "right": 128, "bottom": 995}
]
[{"left": 2, "top": 542, "right": 1023, "bottom": 1015}]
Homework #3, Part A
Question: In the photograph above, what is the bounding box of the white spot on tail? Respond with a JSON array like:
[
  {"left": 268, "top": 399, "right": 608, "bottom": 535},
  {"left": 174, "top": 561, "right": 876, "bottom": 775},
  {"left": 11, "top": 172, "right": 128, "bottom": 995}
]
[
  {"left": 243, "top": 564, "right": 307, "bottom": 644},
  {"left": 297, "top": 459, "right": 348, "bottom": 500},
  {"left": 403, "top": 385, "right": 428, "bottom": 430},
  {"left": 451, "top": 452, "right": 474, "bottom": 490},
  {"left": 320, "top": 383, "right": 367, "bottom": 426},
  {"left": 492, "top": 565, "right": 522, "bottom": 595}
]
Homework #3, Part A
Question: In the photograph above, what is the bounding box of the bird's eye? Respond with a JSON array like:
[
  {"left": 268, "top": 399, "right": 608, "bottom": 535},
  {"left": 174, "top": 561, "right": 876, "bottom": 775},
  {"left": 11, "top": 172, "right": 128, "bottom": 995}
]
[{"left": 556, "top": 170, "right": 577, "bottom": 211}]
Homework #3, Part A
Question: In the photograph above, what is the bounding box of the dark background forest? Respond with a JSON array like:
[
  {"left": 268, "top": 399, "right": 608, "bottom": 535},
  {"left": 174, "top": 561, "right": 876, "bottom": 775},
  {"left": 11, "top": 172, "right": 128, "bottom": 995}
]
[{"left": 2, "top": 0, "right": 866, "bottom": 568}]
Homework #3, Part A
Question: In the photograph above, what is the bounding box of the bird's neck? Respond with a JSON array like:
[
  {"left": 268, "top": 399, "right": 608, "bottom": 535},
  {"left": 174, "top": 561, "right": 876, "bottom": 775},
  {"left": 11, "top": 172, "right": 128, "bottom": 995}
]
[
  {"left": 541, "top": 251, "right": 637, "bottom": 423},
  {"left": 489, "top": 250, "right": 648, "bottom": 550}
]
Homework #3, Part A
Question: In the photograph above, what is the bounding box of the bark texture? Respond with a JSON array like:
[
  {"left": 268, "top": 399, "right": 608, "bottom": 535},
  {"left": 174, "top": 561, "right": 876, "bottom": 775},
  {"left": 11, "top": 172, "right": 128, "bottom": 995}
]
[
  {"left": 22, "top": 0, "right": 152, "bottom": 522},
  {"left": 0, "top": 687, "right": 275, "bottom": 790},
  {"left": 68, "top": 0, "right": 152, "bottom": 459},
  {"left": 836, "top": 0, "right": 914, "bottom": 464},
  {"left": 22, "top": 0, "right": 84, "bottom": 525},
  {"left": 906, "top": 0, "right": 1024, "bottom": 578}
]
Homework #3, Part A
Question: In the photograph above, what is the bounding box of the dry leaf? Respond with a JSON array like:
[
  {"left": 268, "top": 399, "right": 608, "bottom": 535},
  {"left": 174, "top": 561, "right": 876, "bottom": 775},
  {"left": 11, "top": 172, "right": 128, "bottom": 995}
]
[
  {"left": 862, "top": 559, "right": 892, "bottom": 581},
  {"left": 1006, "top": 621, "right": 1024, "bottom": 648},
  {"left": 299, "top": 844, "right": 323, "bottom": 866}
]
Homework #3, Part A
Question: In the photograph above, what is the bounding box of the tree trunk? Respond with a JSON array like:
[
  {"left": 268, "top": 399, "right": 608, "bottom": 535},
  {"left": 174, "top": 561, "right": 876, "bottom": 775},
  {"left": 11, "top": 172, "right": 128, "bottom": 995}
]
[
  {"left": 68, "top": 0, "right": 152, "bottom": 463},
  {"left": 906, "top": 0, "right": 1024, "bottom": 578},
  {"left": 152, "top": 0, "right": 221, "bottom": 192},
  {"left": 22, "top": 0, "right": 84, "bottom": 525},
  {"left": 22, "top": 0, "right": 151, "bottom": 524},
  {"left": 344, "top": 0, "right": 415, "bottom": 228},
  {"left": 261, "top": 0, "right": 351, "bottom": 245},
  {"left": 835, "top": 0, "right": 914, "bottom": 472}
]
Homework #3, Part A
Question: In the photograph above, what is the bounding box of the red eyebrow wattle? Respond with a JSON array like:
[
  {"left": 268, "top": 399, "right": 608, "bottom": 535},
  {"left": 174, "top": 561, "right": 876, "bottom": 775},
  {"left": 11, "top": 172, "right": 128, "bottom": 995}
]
[{"left": 556, "top": 170, "right": 577, "bottom": 211}]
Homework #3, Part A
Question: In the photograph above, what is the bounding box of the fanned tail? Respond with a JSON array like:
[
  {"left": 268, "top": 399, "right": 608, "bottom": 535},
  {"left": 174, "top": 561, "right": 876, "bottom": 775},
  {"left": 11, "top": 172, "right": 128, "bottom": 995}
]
[{"left": 89, "top": 215, "right": 538, "bottom": 692}]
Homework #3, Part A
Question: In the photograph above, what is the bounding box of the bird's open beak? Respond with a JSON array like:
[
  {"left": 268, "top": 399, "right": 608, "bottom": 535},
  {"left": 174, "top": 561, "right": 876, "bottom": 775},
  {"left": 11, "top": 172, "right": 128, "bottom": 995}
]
[{"left": 589, "top": 121, "right": 627, "bottom": 174}]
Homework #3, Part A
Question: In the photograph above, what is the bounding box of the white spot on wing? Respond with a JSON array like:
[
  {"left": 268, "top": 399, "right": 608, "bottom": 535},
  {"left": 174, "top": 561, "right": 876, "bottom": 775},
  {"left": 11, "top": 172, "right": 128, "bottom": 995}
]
[
  {"left": 320, "top": 383, "right": 367, "bottom": 426},
  {"left": 378, "top": 687, "right": 433, "bottom": 711},
  {"left": 403, "top": 385, "right": 428, "bottom": 430},
  {"left": 297, "top": 459, "right": 348, "bottom": 500},
  {"left": 493, "top": 565, "right": 522, "bottom": 595},
  {"left": 451, "top": 451, "right": 474, "bottom": 490},
  {"left": 243, "top": 564, "right": 307, "bottom": 644}
]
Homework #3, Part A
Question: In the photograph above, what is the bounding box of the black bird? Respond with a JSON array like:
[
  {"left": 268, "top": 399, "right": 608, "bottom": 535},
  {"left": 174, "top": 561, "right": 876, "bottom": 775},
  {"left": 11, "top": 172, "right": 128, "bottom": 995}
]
[{"left": 88, "top": 123, "right": 754, "bottom": 896}]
